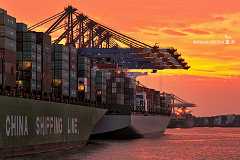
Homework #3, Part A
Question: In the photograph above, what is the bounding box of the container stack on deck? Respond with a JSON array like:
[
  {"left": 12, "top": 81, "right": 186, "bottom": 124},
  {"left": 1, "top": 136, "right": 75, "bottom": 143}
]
[
  {"left": 109, "top": 70, "right": 125, "bottom": 105},
  {"left": 77, "top": 56, "right": 91, "bottom": 101},
  {"left": 153, "top": 90, "right": 161, "bottom": 112},
  {"left": 17, "top": 23, "right": 51, "bottom": 96},
  {"left": 135, "top": 86, "right": 172, "bottom": 115},
  {"left": 84, "top": 58, "right": 136, "bottom": 108},
  {"left": 91, "top": 59, "right": 123, "bottom": 105},
  {"left": 93, "top": 69, "right": 108, "bottom": 104},
  {"left": 16, "top": 23, "right": 52, "bottom": 97},
  {"left": 69, "top": 45, "right": 78, "bottom": 98},
  {"left": 51, "top": 44, "right": 77, "bottom": 100},
  {"left": 16, "top": 24, "right": 41, "bottom": 94},
  {"left": 36, "top": 32, "right": 52, "bottom": 96},
  {"left": 160, "top": 93, "right": 172, "bottom": 112},
  {"left": 124, "top": 76, "right": 136, "bottom": 108},
  {"left": 0, "top": 8, "right": 16, "bottom": 93}
]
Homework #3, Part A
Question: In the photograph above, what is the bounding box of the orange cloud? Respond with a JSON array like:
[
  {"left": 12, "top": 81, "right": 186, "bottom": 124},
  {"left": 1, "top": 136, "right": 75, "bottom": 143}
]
[
  {"left": 214, "top": 16, "right": 225, "bottom": 21},
  {"left": 162, "top": 29, "right": 187, "bottom": 36},
  {"left": 183, "top": 28, "right": 210, "bottom": 35}
]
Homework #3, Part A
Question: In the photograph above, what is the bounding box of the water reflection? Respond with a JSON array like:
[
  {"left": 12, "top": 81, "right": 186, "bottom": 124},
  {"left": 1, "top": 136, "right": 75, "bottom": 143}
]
[{"left": 10, "top": 128, "right": 240, "bottom": 160}]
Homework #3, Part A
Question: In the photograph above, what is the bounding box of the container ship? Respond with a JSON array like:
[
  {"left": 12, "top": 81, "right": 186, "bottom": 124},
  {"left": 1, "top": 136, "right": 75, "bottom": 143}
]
[
  {"left": 0, "top": 5, "right": 190, "bottom": 157},
  {"left": 131, "top": 86, "right": 173, "bottom": 135},
  {"left": 78, "top": 48, "right": 184, "bottom": 136},
  {"left": 80, "top": 55, "right": 174, "bottom": 136},
  {"left": 91, "top": 70, "right": 174, "bottom": 136}
]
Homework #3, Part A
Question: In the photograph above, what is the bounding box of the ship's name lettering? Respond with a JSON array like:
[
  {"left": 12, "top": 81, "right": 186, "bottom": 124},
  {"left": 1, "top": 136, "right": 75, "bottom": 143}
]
[
  {"left": 6, "top": 115, "right": 28, "bottom": 137},
  {"left": 35, "top": 116, "right": 63, "bottom": 136},
  {"left": 67, "top": 118, "right": 79, "bottom": 135},
  {"left": 5, "top": 115, "right": 80, "bottom": 137}
]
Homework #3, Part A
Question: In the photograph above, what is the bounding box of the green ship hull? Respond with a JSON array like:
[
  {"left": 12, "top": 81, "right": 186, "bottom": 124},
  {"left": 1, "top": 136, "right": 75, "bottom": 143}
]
[{"left": 0, "top": 96, "right": 106, "bottom": 157}]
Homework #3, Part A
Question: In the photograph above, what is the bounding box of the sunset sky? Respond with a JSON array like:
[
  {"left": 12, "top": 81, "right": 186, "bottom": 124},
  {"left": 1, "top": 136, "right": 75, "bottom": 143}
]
[{"left": 1, "top": 0, "right": 239, "bottom": 116}]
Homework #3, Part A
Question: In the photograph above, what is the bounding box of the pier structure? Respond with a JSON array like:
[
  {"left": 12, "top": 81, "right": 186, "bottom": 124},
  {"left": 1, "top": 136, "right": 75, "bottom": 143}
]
[
  {"left": 168, "top": 95, "right": 196, "bottom": 128},
  {"left": 172, "top": 95, "right": 196, "bottom": 115}
]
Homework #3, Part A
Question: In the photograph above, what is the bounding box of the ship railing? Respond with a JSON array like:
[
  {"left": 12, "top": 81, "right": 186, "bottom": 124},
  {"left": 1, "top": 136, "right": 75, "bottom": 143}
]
[{"left": 0, "top": 91, "right": 132, "bottom": 115}]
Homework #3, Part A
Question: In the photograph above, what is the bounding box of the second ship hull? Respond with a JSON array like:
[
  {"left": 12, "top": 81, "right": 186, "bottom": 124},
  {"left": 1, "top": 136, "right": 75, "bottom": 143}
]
[
  {"left": 92, "top": 114, "right": 131, "bottom": 134},
  {"left": 92, "top": 113, "right": 171, "bottom": 137},
  {"left": 131, "top": 114, "right": 171, "bottom": 136}
]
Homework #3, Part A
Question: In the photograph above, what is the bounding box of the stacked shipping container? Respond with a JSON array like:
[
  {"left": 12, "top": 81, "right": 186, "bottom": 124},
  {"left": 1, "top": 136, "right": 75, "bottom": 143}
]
[
  {"left": 160, "top": 93, "right": 173, "bottom": 114},
  {"left": 0, "top": 8, "right": 16, "bottom": 91},
  {"left": 52, "top": 44, "right": 66, "bottom": 97},
  {"left": 92, "top": 60, "right": 117, "bottom": 105},
  {"left": 124, "top": 77, "right": 136, "bottom": 108},
  {"left": 69, "top": 45, "right": 77, "bottom": 98},
  {"left": 136, "top": 86, "right": 173, "bottom": 115},
  {"left": 16, "top": 23, "right": 52, "bottom": 96},
  {"left": 77, "top": 56, "right": 91, "bottom": 101},
  {"left": 52, "top": 44, "right": 77, "bottom": 98},
  {"left": 76, "top": 57, "right": 136, "bottom": 107},
  {"left": 16, "top": 24, "right": 42, "bottom": 93},
  {"left": 92, "top": 69, "right": 109, "bottom": 104},
  {"left": 153, "top": 90, "right": 161, "bottom": 112},
  {"left": 36, "top": 32, "right": 52, "bottom": 95}
]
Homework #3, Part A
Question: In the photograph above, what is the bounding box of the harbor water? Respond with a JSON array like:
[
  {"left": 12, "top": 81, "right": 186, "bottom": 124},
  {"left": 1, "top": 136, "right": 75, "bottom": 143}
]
[{"left": 11, "top": 128, "right": 240, "bottom": 160}]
